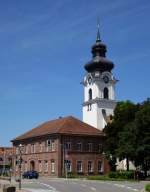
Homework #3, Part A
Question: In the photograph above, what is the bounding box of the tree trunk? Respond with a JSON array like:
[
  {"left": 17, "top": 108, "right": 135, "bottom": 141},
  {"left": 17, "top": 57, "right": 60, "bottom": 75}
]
[
  {"left": 144, "top": 160, "right": 147, "bottom": 178},
  {"left": 126, "top": 157, "right": 129, "bottom": 171}
]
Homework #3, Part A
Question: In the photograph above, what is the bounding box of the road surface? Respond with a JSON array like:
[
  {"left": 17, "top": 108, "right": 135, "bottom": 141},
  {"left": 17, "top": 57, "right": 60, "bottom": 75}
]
[{"left": 18, "top": 177, "right": 147, "bottom": 192}]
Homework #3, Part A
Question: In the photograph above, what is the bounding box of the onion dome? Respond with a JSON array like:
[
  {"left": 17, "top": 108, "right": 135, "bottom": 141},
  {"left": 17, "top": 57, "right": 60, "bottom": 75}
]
[{"left": 84, "top": 25, "right": 114, "bottom": 73}]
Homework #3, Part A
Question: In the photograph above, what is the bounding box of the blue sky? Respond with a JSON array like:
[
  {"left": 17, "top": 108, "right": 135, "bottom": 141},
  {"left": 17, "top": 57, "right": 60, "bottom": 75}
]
[{"left": 0, "top": 0, "right": 150, "bottom": 146}]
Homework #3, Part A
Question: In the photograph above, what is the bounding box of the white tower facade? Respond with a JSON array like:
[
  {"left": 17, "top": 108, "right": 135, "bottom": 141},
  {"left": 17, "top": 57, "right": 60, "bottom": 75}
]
[{"left": 82, "top": 27, "right": 117, "bottom": 130}]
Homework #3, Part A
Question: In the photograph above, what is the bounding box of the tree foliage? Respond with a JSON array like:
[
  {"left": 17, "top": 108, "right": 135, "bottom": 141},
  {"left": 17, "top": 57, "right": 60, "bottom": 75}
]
[{"left": 104, "top": 98, "right": 150, "bottom": 174}]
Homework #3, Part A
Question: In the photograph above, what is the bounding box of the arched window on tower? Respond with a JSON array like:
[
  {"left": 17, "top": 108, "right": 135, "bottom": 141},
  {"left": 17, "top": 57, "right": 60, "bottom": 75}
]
[
  {"left": 104, "top": 87, "right": 109, "bottom": 99},
  {"left": 88, "top": 89, "right": 92, "bottom": 100}
]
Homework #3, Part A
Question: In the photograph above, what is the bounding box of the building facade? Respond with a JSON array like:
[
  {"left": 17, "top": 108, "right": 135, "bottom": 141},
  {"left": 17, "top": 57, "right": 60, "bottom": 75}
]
[
  {"left": 0, "top": 147, "right": 13, "bottom": 174},
  {"left": 12, "top": 116, "right": 109, "bottom": 177},
  {"left": 82, "top": 26, "right": 117, "bottom": 130}
]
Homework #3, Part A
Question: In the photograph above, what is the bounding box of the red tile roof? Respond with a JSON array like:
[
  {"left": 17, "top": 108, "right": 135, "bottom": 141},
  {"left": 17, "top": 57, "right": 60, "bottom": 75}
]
[{"left": 12, "top": 116, "right": 103, "bottom": 141}]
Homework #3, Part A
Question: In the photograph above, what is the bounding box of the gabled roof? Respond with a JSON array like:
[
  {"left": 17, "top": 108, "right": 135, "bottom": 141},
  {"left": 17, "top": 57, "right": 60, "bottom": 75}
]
[{"left": 12, "top": 116, "right": 103, "bottom": 142}]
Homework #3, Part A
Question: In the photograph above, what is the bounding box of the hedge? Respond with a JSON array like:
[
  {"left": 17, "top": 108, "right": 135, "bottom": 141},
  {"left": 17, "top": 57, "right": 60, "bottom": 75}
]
[
  {"left": 145, "top": 183, "right": 150, "bottom": 192},
  {"left": 108, "top": 171, "right": 134, "bottom": 179}
]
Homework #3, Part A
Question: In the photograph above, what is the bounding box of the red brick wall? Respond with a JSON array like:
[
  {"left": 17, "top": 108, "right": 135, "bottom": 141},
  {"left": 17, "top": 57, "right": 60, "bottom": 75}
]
[{"left": 12, "top": 134, "right": 109, "bottom": 177}]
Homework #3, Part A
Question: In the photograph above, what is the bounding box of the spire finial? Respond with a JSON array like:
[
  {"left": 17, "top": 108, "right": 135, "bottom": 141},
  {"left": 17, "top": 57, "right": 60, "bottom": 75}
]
[{"left": 96, "top": 17, "right": 101, "bottom": 42}]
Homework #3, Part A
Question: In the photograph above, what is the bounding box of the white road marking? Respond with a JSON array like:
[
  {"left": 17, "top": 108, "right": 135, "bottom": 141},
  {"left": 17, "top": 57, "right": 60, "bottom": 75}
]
[
  {"left": 107, "top": 182, "right": 111, "bottom": 185},
  {"left": 127, "top": 186, "right": 132, "bottom": 189},
  {"left": 90, "top": 187, "right": 96, "bottom": 191},
  {"left": 22, "top": 181, "right": 35, "bottom": 184},
  {"left": 37, "top": 182, "right": 59, "bottom": 192},
  {"left": 113, "top": 183, "right": 140, "bottom": 191},
  {"left": 114, "top": 183, "right": 125, "bottom": 188},
  {"left": 81, "top": 184, "right": 86, "bottom": 187},
  {"left": 24, "top": 189, "right": 52, "bottom": 192}
]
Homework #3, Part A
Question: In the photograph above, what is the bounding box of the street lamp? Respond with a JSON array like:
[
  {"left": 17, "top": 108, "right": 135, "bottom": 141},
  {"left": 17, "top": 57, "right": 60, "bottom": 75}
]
[{"left": 18, "top": 144, "right": 23, "bottom": 190}]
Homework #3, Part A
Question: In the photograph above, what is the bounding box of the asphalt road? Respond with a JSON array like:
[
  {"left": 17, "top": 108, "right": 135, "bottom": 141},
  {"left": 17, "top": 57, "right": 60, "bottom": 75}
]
[{"left": 19, "top": 178, "right": 147, "bottom": 192}]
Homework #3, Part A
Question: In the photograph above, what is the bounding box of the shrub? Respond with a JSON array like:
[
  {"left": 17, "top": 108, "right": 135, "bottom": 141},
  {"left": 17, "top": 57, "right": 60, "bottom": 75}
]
[
  {"left": 67, "top": 172, "right": 77, "bottom": 178},
  {"left": 87, "top": 175, "right": 110, "bottom": 180},
  {"left": 108, "top": 171, "right": 134, "bottom": 179},
  {"left": 108, "top": 171, "right": 118, "bottom": 178},
  {"left": 145, "top": 183, "right": 150, "bottom": 192}
]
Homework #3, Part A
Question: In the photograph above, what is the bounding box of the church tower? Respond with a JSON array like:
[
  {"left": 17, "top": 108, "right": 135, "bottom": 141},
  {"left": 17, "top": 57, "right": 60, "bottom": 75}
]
[{"left": 82, "top": 25, "right": 117, "bottom": 130}]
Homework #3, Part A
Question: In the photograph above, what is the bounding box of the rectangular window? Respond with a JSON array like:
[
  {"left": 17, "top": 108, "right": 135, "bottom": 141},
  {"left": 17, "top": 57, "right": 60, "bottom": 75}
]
[
  {"left": 25, "top": 161, "right": 28, "bottom": 172},
  {"left": 65, "top": 142, "right": 71, "bottom": 150},
  {"left": 21, "top": 163, "right": 23, "bottom": 172},
  {"left": 87, "top": 104, "right": 92, "bottom": 111},
  {"left": 77, "top": 161, "right": 82, "bottom": 173},
  {"left": 16, "top": 165, "right": 18, "bottom": 172},
  {"left": 39, "top": 142, "right": 43, "bottom": 152},
  {"left": 31, "top": 144, "right": 35, "bottom": 153},
  {"left": 46, "top": 139, "right": 54, "bottom": 151},
  {"left": 16, "top": 147, "right": 19, "bottom": 155},
  {"left": 87, "top": 143, "right": 93, "bottom": 152},
  {"left": 51, "top": 160, "right": 55, "bottom": 173},
  {"left": 46, "top": 140, "right": 51, "bottom": 152},
  {"left": 39, "top": 160, "right": 42, "bottom": 172},
  {"left": 51, "top": 140, "right": 55, "bottom": 151},
  {"left": 98, "top": 161, "right": 103, "bottom": 173},
  {"left": 88, "top": 161, "right": 93, "bottom": 173},
  {"left": 47, "top": 140, "right": 51, "bottom": 146},
  {"left": 44, "top": 160, "right": 48, "bottom": 172},
  {"left": 77, "top": 143, "right": 82, "bottom": 151},
  {"left": 98, "top": 144, "right": 103, "bottom": 153},
  {"left": 65, "top": 160, "right": 71, "bottom": 172},
  {"left": 25, "top": 145, "right": 28, "bottom": 154}
]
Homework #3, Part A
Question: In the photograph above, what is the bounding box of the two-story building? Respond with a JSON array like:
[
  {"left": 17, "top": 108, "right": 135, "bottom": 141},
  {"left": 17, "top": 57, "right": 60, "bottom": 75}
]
[{"left": 12, "top": 116, "right": 109, "bottom": 177}]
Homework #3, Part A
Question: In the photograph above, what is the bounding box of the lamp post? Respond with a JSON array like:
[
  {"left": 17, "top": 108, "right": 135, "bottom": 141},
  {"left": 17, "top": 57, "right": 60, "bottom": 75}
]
[
  {"left": 2, "top": 148, "right": 6, "bottom": 176},
  {"left": 60, "top": 143, "right": 68, "bottom": 178},
  {"left": 18, "top": 144, "right": 22, "bottom": 190},
  {"left": 102, "top": 152, "right": 105, "bottom": 174}
]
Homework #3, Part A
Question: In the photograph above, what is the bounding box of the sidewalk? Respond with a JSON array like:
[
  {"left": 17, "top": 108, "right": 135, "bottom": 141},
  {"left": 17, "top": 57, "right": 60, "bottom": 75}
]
[{"left": 0, "top": 179, "right": 30, "bottom": 192}]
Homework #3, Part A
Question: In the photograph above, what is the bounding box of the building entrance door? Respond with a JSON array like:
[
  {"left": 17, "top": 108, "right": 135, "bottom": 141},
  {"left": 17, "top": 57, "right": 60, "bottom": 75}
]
[{"left": 30, "top": 161, "right": 35, "bottom": 171}]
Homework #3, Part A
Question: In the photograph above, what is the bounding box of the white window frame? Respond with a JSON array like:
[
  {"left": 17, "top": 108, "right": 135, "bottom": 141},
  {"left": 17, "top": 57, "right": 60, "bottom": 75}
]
[
  {"left": 66, "top": 160, "right": 71, "bottom": 172},
  {"left": 25, "top": 145, "right": 28, "bottom": 154},
  {"left": 25, "top": 161, "right": 28, "bottom": 172},
  {"left": 31, "top": 144, "right": 35, "bottom": 153},
  {"left": 16, "top": 147, "right": 19, "bottom": 155},
  {"left": 51, "top": 160, "right": 55, "bottom": 173},
  {"left": 39, "top": 142, "right": 43, "bottom": 152},
  {"left": 98, "top": 160, "right": 103, "bottom": 173},
  {"left": 38, "top": 160, "right": 42, "bottom": 172},
  {"left": 65, "top": 142, "right": 71, "bottom": 150},
  {"left": 88, "top": 161, "right": 93, "bottom": 173},
  {"left": 77, "top": 143, "right": 82, "bottom": 151},
  {"left": 44, "top": 160, "right": 48, "bottom": 172},
  {"left": 98, "top": 144, "right": 103, "bottom": 153},
  {"left": 51, "top": 140, "right": 55, "bottom": 151},
  {"left": 77, "top": 161, "right": 83, "bottom": 173},
  {"left": 46, "top": 139, "right": 52, "bottom": 152},
  {"left": 87, "top": 143, "right": 93, "bottom": 152}
]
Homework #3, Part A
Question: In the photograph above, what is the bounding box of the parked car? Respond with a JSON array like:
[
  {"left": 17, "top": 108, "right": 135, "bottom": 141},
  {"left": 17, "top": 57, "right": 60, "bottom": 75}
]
[{"left": 22, "top": 171, "right": 39, "bottom": 179}]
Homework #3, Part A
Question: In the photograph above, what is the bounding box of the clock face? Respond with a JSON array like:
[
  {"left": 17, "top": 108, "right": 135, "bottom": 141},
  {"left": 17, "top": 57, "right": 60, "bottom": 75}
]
[
  {"left": 88, "top": 77, "right": 92, "bottom": 84},
  {"left": 103, "top": 75, "right": 109, "bottom": 83}
]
